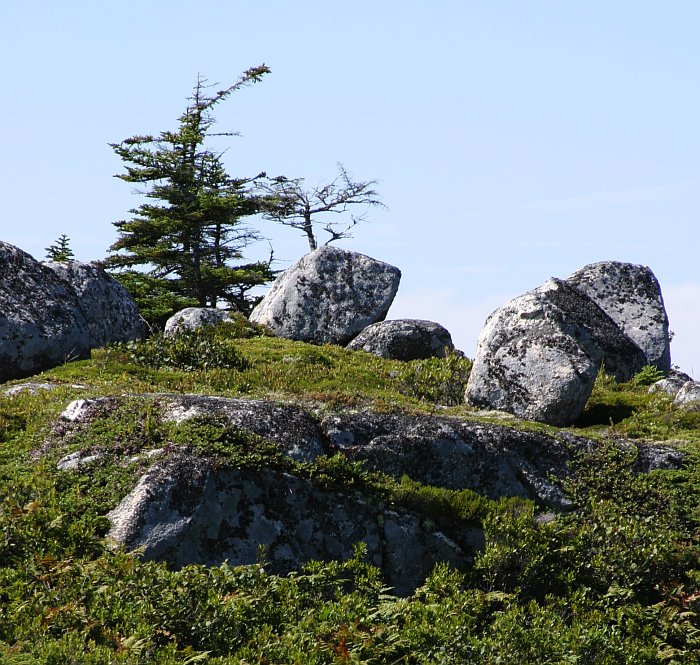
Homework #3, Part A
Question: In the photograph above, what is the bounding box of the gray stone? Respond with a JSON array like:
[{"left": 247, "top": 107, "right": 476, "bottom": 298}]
[
  {"left": 250, "top": 245, "right": 401, "bottom": 345},
  {"left": 321, "top": 411, "right": 588, "bottom": 511},
  {"left": 3, "top": 382, "right": 56, "bottom": 396},
  {"left": 106, "top": 453, "right": 482, "bottom": 595},
  {"left": 465, "top": 278, "right": 646, "bottom": 425},
  {"left": 648, "top": 370, "right": 693, "bottom": 396},
  {"left": 674, "top": 381, "right": 700, "bottom": 410},
  {"left": 52, "top": 392, "right": 681, "bottom": 512},
  {"left": 566, "top": 261, "right": 671, "bottom": 372},
  {"left": 45, "top": 260, "right": 146, "bottom": 347},
  {"left": 347, "top": 319, "right": 455, "bottom": 360},
  {"left": 159, "top": 394, "right": 327, "bottom": 462},
  {"left": 44, "top": 392, "right": 680, "bottom": 593},
  {"left": 0, "top": 241, "right": 91, "bottom": 382},
  {"left": 61, "top": 398, "right": 103, "bottom": 423},
  {"left": 164, "top": 307, "right": 233, "bottom": 337},
  {"left": 57, "top": 450, "right": 103, "bottom": 471}
]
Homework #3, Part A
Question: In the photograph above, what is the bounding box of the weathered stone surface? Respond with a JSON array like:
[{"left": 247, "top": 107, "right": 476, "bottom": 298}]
[
  {"left": 250, "top": 245, "right": 401, "bottom": 345},
  {"left": 4, "top": 382, "right": 56, "bottom": 397},
  {"left": 674, "top": 381, "right": 700, "bottom": 410},
  {"left": 107, "top": 453, "right": 482, "bottom": 596},
  {"left": 56, "top": 393, "right": 681, "bottom": 509},
  {"left": 0, "top": 242, "right": 91, "bottom": 382},
  {"left": 60, "top": 398, "right": 105, "bottom": 423},
  {"left": 347, "top": 319, "right": 455, "bottom": 360},
  {"left": 159, "top": 394, "right": 327, "bottom": 462},
  {"left": 164, "top": 307, "right": 233, "bottom": 337},
  {"left": 567, "top": 261, "right": 671, "bottom": 371},
  {"left": 465, "top": 278, "right": 646, "bottom": 425},
  {"left": 45, "top": 260, "right": 146, "bottom": 347},
  {"left": 649, "top": 370, "right": 693, "bottom": 396},
  {"left": 322, "top": 411, "right": 587, "bottom": 510},
  {"left": 50, "top": 393, "right": 680, "bottom": 594}
]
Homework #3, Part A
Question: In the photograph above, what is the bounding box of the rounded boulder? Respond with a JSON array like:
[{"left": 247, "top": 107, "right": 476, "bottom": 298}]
[{"left": 347, "top": 319, "right": 455, "bottom": 360}]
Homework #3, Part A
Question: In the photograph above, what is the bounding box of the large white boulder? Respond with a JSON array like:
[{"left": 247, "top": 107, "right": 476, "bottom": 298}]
[
  {"left": 0, "top": 242, "right": 91, "bottom": 381},
  {"left": 45, "top": 260, "right": 146, "bottom": 347},
  {"left": 566, "top": 261, "right": 671, "bottom": 371},
  {"left": 250, "top": 245, "right": 401, "bottom": 345},
  {"left": 465, "top": 278, "right": 646, "bottom": 425}
]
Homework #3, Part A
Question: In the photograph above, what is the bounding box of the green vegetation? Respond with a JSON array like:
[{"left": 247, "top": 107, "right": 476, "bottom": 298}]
[
  {"left": 0, "top": 336, "right": 698, "bottom": 662},
  {"left": 106, "top": 67, "right": 275, "bottom": 324},
  {"left": 44, "top": 234, "right": 75, "bottom": 262}
]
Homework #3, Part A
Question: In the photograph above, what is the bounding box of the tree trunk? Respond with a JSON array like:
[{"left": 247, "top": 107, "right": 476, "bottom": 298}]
[{"left": 303, "top": 204, "right": 317, "bottom": 251}]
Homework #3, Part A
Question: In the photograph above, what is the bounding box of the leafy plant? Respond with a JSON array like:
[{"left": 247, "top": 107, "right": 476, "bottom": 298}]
[
  {"left": 110, "top": 325, "right": 249, "bottom": 372},
  {"left": 630, "top": 364, "right": 666, "bottom": 386},
  {"left": 395, "top": 351, "right": 472, "bottom": 405}
]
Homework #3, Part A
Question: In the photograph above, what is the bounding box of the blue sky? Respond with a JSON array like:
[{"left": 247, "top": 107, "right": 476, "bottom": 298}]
[{"left": 2, "top": 1, "right": 698, "bottom": 375}]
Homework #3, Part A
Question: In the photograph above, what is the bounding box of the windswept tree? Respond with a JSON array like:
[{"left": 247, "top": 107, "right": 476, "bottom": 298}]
[
  {"left": 259, "top": 164, "right": 385, "bottom": 252},
  {"left": 106, "top": 66, "right": 275, "bottom": 325}
]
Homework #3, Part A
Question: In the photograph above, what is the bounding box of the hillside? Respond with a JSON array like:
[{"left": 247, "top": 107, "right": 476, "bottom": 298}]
[{"left": 0, "top": 321, "right": 699, "bottom": 663}]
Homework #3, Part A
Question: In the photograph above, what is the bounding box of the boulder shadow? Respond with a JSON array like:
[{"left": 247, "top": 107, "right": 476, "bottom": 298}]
[{"left": 574, "top": 402, "right": 636, "bottom": 428}]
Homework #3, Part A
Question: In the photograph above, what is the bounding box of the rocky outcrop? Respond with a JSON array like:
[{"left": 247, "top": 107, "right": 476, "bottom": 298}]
[
  {"left": 347, "top": 319, "right": 455, "bottom": 360},
  {"left": 159, "top": 394, "right": 326, "bottom": 462},
  {"left": 250, "top": 246, "right": 401, "bottom": 345},
  {"left": 49, "top": 393, "right": 681, "bottom": 594},
  {"left": 566, "top": 261, "right": 671, "bottom": 371},
  {"left": 0, "top": 242, "right": 91, "bottom": 382},
  {"left": 465, "top": 278, "right": 646, "bottom": 425},
  {"left": 164, "top": 307, "right": 233, "bottom": 337},
  {"left": 323, "top": 410, "right": 582, "bottom": 510},
  {"left": 106, "top": 453, "right": 482, "bottom": 596},
  {"left": 45, "top": 261, "right": 146, "bottom": 347}
]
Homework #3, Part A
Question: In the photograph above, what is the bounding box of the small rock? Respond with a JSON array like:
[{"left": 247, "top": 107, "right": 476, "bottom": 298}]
[
  {"left": 3, "top": 382, "right": 56, "bottom": 396},
  {"left": 57, "top": 450, "right": 103, "bottom": 471},
  {"left": 347, "top": 319, "right": 455, "bottom": 360},
  {"left": 649, "top": 371, "right": 692, "bottom": 396},
  {"left": 163, "top": 307, "right": 233, "bottom": 337},
  {"left": 61, "top": 398, "right": 102, "bottom": 422}
]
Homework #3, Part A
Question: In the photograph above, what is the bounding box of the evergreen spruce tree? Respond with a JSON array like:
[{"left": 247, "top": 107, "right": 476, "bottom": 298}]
[
  {"left": 45, "top": 234, "right": 75, "bottom": 262},
  {"left": 106, "top": 66, "right": 274, "bottom": 324}
]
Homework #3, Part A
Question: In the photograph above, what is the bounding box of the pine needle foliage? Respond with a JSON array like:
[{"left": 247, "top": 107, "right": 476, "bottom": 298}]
[{"left": 106, "top": 66, "right": 275, "bottom": 320}]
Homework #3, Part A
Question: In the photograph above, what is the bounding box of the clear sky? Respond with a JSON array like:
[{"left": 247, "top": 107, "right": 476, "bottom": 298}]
[{"left": 2, "top": 1, "right": 698, "bottom": 375}]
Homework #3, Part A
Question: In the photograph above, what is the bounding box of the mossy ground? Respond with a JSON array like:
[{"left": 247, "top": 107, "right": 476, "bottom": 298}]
[{"left": 0, "top": 329, "right": 698, "bottom": 663}]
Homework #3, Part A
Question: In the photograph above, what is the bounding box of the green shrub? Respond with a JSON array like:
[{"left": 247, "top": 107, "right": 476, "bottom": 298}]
[
  {"left": 110, "top": 326, "right": 249, "bottom": 372},
  {"left": 630, "top": 364, "right": 666, "bottom": 386},
  {"left": 395, "top": 351, "right": 472, "bottom": 405}
]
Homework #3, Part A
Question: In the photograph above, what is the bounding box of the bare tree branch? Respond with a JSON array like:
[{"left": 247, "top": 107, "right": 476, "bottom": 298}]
[{"left": 257, "top": 163, "right": 385, "bottom": 251}]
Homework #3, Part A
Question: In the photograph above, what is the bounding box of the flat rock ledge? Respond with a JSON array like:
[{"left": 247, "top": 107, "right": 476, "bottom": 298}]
[{"left": 48, "top": 393, "right": 682, "bottom": 595}]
